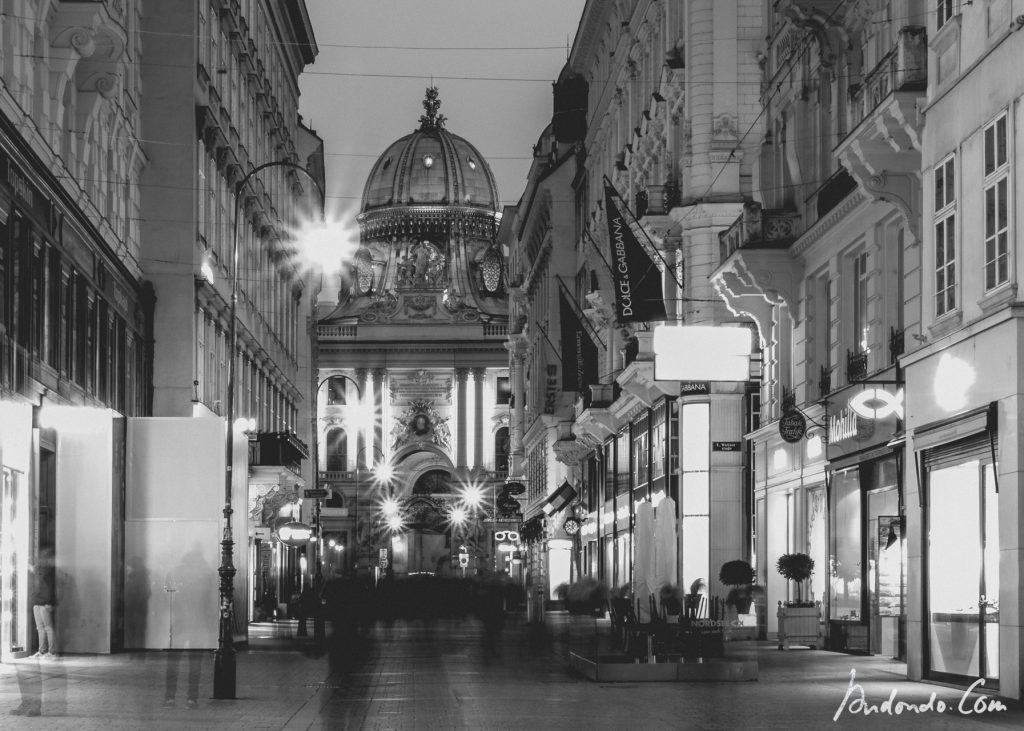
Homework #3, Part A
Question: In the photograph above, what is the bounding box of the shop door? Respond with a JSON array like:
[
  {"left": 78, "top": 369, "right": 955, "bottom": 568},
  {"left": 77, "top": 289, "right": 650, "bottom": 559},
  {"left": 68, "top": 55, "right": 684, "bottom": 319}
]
[
  {"left": 867, "top": 487, "right": 904, "bottom": 658},
  {"left": 927, "top": 460, "right": 999, "bottom": 684}
]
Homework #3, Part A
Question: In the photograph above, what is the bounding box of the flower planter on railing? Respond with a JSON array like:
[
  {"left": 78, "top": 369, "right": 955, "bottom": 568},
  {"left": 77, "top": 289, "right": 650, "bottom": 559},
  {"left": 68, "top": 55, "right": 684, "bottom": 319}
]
[{"left": 777, "top": 601, "right": 823, "bottom": 650}]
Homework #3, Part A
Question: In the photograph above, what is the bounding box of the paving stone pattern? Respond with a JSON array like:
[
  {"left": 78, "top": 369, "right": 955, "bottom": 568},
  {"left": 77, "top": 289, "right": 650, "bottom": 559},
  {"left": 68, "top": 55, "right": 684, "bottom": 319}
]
[{"left": 0, "top": 614, "right": 1022, "bottom": 730}]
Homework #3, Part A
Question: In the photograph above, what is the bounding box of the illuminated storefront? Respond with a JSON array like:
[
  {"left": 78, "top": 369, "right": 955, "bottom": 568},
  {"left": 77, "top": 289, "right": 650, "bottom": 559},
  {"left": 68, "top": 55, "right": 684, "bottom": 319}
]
[
  {"left": 824, "top": 370, "right": 905, "bottom": 657},
  {"left": 904, "top": 331, "right": 1013, "bottom": 691},
  {"left": 0, "top": 402, "right": 31, "bottom": 660}
]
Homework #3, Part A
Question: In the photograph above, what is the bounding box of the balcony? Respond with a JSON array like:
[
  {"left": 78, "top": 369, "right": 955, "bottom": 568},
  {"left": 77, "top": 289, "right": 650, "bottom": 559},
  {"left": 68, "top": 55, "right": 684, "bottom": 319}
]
[
  {"left": 635, "top": 182, "right": 680, "bottom": 218},
  {"left": 249, "top": 431, "right": 309, "bottom": 475},
  {"left": 616, "top": 331, "right": 678, "bottom": 408},
  {"left": 834, "top": 26, "right": 926, "bottom": 240},
  {"left": 574, "top": 384, "right": 618, "bottom": 442},
  {"left": 710, "top": 202, "right": 802, "bottom": 344},
  {"left": 718, "top": 201, "right": 799, "bottom": 262}
]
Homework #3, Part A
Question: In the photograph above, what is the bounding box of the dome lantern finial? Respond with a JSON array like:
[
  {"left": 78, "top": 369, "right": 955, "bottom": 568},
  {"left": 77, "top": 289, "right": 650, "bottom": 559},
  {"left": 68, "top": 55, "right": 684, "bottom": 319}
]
[{"left": 419, "top": 86, "right": 447, "bottom": 131}]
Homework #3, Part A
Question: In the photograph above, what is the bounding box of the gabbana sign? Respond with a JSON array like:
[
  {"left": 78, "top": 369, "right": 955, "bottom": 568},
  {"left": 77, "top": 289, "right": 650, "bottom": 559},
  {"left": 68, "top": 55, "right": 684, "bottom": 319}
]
[{"left": 604, "top": 183, "right": 667, "bottom": 323}]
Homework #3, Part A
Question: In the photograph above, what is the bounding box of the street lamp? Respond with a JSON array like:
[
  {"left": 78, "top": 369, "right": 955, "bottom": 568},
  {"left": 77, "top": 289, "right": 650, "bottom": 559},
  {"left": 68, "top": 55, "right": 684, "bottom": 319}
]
[{"left": 214, "top": 159, "right": 325, "bottom": 700}]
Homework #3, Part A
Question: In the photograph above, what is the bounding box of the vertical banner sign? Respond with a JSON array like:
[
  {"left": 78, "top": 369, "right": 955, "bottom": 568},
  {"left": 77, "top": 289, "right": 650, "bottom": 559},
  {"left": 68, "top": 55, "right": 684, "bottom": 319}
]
[
  {"left": 604, "top": 184, "right": 668, "bottom": 323},
  {"left": 558, "top": 289, "right": 599, "bottom": 392}
]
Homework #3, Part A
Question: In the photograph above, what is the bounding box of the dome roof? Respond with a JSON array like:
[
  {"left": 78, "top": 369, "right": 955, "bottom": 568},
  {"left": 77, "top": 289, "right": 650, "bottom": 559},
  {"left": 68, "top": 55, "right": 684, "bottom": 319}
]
[{"left": 360, "top": 88, "right": 499, "bottom": 215}]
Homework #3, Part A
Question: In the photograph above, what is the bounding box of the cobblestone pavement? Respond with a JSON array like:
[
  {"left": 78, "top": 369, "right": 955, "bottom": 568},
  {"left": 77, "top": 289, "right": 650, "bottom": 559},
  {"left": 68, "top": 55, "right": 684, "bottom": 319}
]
[{"left": 0, "top": 614, "right": 1022, "bottom": 730}]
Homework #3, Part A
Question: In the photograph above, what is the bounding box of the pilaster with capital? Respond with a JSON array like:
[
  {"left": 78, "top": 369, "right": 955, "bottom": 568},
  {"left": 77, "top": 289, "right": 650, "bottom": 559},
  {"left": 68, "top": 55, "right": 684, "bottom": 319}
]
[
  {"left": 472, "top": 367, "right": 485, "bottom": 469},
  {"left": 455, "top": 368, "right": 469, "bottom": 468},
  {"left": 355, "top": 368, "right": 369, "bottom": 468}
]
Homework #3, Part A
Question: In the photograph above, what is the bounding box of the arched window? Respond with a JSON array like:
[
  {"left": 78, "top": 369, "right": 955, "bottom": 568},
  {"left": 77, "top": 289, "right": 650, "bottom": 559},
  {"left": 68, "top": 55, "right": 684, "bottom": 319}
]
[
  {"left": 412, "top": 470, "right": 451, "bottom": 495},
  {"left": 325, "top": 489, "right": 345, "bottom": 508},
  {"left": 327, "top": 376, "right": 347, "bottom": 405},
  {"left": 325, "top": 427, "right": 347, "bottom": 471},
  {"left": 494, "top": 426, "right": 510, "bottom": 473}
]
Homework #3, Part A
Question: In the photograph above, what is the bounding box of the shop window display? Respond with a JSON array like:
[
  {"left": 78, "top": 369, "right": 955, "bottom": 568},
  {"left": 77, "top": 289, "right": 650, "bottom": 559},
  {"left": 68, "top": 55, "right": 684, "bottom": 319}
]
[
  {"left": 829, "top": 468, "right": 861, "bottom": 621},
  {"left": 927, "top": 459, "right": 999, "bottom": 682}
]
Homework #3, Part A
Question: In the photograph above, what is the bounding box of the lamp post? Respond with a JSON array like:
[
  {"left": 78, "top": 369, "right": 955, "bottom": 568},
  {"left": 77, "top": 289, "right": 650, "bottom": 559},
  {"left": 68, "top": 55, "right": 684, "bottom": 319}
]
[{"left": 214, "top": 160, "right": 325, "bottom": 700}]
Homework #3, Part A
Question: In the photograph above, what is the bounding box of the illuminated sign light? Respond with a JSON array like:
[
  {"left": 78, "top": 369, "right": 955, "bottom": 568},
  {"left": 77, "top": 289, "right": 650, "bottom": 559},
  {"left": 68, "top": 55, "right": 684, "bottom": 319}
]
[
  {"left": 653, "top": 325, "right": 752, "bottom": 382},
  {"left": 277, "top": 522, "right": 314, "bottom": 547},
  {"left": 934, "top": 353, "right": 975, "bottom": 412},
  {"left": 848, "top": 388, "right": 904, "bottom": 420}
]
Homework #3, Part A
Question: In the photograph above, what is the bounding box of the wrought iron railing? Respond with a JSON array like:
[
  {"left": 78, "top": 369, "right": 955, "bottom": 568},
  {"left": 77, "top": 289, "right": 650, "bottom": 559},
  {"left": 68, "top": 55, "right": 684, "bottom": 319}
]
[
  {"left": 781, "top": 386, "right": 796, "bottom": 413},
  {"left": 718, "top": 202, "right": 799, "bottom": 261},
  {"left": 846, "top": 349, "right": 869, "bottom": 383},
  {"left": 847, "top": 26, "right": 927, "bottom": 133},
  {"left": 818, "top": 365, "right": 832, "bottom": 400},
  {"left": 889, "top": 326, "right": 904, "bottom": 364},
  {"left": 249, "top": 431, "right": 309, "bottom": 473}
]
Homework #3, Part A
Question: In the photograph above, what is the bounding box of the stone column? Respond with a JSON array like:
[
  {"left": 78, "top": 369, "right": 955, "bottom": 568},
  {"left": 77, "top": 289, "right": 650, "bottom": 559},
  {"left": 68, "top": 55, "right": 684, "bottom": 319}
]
[
  {"left": 472, "top": 367, "right": 486, "bottom": 469},
  {"left": 455, "top": 368, "right": 469, "bottom": 468},
  {"left": 355, "top": 368, "right": 368, "bottom": 469}
]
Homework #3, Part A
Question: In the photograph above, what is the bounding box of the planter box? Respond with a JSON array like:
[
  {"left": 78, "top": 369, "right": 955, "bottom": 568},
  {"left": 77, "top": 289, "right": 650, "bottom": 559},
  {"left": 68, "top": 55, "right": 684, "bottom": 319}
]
[{"left": 777, "top": 602, "right": 823, "bottom": 650}]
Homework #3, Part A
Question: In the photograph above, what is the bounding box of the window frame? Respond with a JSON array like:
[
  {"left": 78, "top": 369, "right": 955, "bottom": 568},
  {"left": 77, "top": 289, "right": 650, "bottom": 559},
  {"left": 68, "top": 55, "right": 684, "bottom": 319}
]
[
  {"left": 936, "top": 0, "right": 955, "bottom": 30},
  {"left": 933, "top": 154, "right": 958, "bottom": 318},
  {"left": 852, "top": 250, "right": 870, "bottom": 354},
  {"left": 982, "top": 113, "right": 1010, "bottom": 292}
]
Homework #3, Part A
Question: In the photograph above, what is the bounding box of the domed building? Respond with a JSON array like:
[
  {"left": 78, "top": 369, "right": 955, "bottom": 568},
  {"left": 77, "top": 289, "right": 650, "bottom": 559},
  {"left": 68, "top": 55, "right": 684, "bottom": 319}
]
[{"left": 314, "top": 88, "right": 518, "bottom": 579}]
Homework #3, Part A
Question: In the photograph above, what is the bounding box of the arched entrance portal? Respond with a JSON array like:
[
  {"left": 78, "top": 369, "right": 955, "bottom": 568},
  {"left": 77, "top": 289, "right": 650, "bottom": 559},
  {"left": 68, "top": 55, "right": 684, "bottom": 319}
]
[{"left": 392, "top": 469, "right": 455, "bottom": 576}]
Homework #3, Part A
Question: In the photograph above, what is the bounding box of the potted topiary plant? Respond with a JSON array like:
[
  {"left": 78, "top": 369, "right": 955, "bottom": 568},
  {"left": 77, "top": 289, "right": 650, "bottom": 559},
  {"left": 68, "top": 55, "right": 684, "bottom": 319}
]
[
  {"left": 775, "top": 552, "right": 821, "bottom": 650},
  {"left": 719, "top": 559, "right": 755, "bottom": 614},
  {"left": 775, "top": 553, "right": 815, "bottom": 606}
]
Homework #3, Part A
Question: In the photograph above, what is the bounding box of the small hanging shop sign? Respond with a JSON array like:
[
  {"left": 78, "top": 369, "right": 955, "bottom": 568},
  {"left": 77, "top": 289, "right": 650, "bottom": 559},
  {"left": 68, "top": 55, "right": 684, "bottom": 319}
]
[{"left": 779, "top": 410, "right": 807, "bottom": 443}]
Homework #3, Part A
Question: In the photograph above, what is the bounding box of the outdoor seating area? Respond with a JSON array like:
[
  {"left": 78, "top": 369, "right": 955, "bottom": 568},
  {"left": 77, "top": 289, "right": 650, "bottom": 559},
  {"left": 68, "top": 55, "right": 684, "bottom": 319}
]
[{"left": 607, "top": 594, "right": 725, "bottom": 663}]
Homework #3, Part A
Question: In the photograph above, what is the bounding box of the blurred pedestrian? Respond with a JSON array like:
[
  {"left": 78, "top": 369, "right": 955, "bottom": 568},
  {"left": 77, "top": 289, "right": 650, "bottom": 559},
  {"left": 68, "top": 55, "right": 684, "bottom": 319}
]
[
  {"left": 478, "top": 576, "right": 506, "bottom": 658},
  {"left": 30, "top": 546, "right": 57, "bottom": 659},
  {"left": 261, "top": 586, "right": 278, "bottom": 621}
]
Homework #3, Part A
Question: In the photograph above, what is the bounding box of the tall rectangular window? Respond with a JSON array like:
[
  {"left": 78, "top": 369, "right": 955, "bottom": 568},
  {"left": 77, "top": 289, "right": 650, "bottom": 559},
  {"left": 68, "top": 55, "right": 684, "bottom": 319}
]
[
  {"left": 615, "top": 431, "right": 629, "bottom": 498},
  {"left": 934, "top": 155, "right": 957, "bottom": 316},
  {"left": 46, "top": 246, "right": 60, "bottom": 368},
  {"left": 936, "top": 0, "right": 954, "bottom": 29},
  {"left": 632, "top": 413, "right": 649, "bottom": 504},
  {"left": 813, "top": 271, "right": 832, "bottom": 397},
  {"left": 983, "top": 114, "right": 1009, "bottom": 291},
  {"left": 603, "top": 439, "right": 615, "bottom": 504},
  {"left": 852, "top": 251, "right": 870, "bottom": 353}
]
